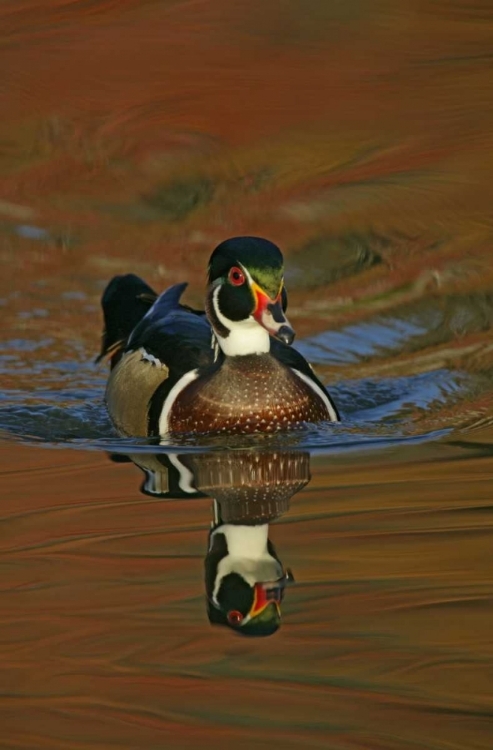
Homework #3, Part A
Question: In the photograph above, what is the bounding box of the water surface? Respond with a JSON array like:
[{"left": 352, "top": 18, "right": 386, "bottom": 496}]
[{"left": 2, "top": 1, "right": 493, "bottom": 748}]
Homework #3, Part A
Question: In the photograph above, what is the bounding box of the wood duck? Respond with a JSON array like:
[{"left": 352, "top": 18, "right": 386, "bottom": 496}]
[{"left": 99, "top": 236, "right": 339, "bottom": 437}]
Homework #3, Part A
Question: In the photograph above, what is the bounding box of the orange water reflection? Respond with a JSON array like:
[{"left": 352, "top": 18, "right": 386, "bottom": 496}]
[
  {"left": 120, "top": 449, "right": 309, "bottom": 636},
  {"left": 1, "top": 438, "right": 492, "bottom": 749},
  {"left": 2, "top": 0, "right": 493, "bottom": 747}
]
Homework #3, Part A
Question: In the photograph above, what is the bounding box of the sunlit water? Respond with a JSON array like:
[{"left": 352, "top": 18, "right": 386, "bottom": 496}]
[
  {"left": 0, "top": 300, "right": 479, "bottom": 450},
  {"left": 2, "top": 0, "right": 493, "bottom": 747},
  {"left": 2, "top": 276, "right": 493, "bottom": 750}
]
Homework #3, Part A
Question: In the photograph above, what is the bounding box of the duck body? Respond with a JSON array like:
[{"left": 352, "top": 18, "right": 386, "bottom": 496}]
[
  {"left": 164, "top": 349, "right": 333, "bottom": 435},
  {"left": 100, "top": 237, "right": 339, "bottom": 437}
]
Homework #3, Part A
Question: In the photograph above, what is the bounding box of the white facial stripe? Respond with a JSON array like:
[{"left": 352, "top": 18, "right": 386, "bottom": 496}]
[
  {"left": 260, "top": 308, "right": 291, "bottom": 334},
  {"left": 242, "top": 265, "right": 289, "bottom": 336},
  {"left": 212, "top": 284, "right": 231, "bottom": 332},
  {"left": 292, "top": 368, "right": 340, "bottom": 422},
  {"left": 240, "top": 264, "right": 256, "bottom": 289},
  {"left": 212, "top": 285, "right": 270, "bottom": 356},
  {"left": 241, "top": 264, "right": 283, "bottom": 303}
]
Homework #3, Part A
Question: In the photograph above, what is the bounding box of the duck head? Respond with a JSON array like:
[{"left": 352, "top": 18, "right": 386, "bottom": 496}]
[{"left": 206, "top": 236, "right": 295, "bottom": 356}]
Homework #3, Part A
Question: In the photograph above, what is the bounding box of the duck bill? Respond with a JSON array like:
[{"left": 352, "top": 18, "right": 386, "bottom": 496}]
[
  {"left": 243, "top": 576, "right": 287, "bottom": 621},
  {"left": 251, "top": 582, "right": 281, "bottom": 616},
  {"left": 237, "top": 572, "right": 294, "bottom": 636},
  {"left": 251, "top": 282, "right": 295, "bottom": 345},
  {"left": 238, "top": 579, "right": 287, "bottom": 635},
  {"left": 240, "top": 601, "right": 281, "bottom": 636}
]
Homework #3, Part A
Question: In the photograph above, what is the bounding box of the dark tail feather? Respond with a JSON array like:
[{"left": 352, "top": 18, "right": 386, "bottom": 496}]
[{"left": 96, "top": 274, "right": 157, "bottom": 367}]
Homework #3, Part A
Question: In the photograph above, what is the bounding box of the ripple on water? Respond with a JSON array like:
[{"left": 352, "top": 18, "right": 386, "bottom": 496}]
[
  {"left": 298, "top": 317, "right": 426, "bottom": 365},
  {"left": 0, "top": 301, "right": 485, "bottom": 452},
  {"left": 0, "top": 353, "right": 472, "bottom": 453},
  {"left": 298, "top": 291, "right": 493, "bottom": 366}
]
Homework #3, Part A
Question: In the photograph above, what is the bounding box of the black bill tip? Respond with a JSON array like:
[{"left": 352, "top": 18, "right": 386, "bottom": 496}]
[{"left": 276, "top": 325, "right": 295, "bottom": 346}]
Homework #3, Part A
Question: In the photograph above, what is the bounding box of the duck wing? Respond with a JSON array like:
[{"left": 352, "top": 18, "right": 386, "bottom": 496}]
[
  {"left": 126, "top": 282, "right": 214, "bottom": 378},
  {"left": 105, "top": 283, "right": 216, "bottom": 437},
  {"left": 98, "top": 274, "right": 206, "bottom": 367}
]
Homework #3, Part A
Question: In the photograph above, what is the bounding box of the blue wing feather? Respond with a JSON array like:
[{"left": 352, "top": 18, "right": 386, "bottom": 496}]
[{"left": 126, "top": 282, "right": 215, "bottom": 374}]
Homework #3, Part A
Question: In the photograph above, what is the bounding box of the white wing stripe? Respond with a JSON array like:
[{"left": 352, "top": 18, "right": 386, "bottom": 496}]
[
  {"left": 292, "top": 368, "right": 339, "bottom": 422},
  {"left": 158, "top": 369, "right": 199, "bottom": 435}
]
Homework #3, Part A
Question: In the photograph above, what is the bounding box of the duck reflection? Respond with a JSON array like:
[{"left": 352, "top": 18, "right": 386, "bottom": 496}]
[{"left": 110, "top": 449, "right": 311, "bottom": 635}]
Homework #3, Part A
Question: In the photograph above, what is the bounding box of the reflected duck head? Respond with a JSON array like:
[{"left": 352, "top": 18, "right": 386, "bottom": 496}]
[
  {"left": 205, "top": 523, "right": 295, "bottom": 637},
  {"left": 206, "top": 561, "right": 295, "bottom": 637}
]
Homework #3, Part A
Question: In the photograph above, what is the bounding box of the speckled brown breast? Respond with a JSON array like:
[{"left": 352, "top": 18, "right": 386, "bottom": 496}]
[{"left": 168, "top": 354, "right": 328, "bottom": 434}]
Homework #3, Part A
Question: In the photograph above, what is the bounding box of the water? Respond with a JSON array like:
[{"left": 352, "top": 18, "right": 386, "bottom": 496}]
[
  {"left": 2, "top": 0, "right": 493, "bottom": 747},
  {"left": 2, "top": 437, "right": 492, "bottom": 749}
]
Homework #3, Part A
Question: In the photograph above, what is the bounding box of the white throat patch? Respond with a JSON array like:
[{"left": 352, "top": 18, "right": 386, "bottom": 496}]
[
  {"left": 210, "top": 524, "right": 282, "bottom": 604},
  {"left": 212, "top": 286, "right": 270, "bottom": 356}
]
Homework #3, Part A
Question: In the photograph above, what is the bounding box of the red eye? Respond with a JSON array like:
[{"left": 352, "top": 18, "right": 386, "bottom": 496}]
[
  {"left": 227, "top": 610, "right": 244, "bottom": 626},
  {"left": 228, "top": 267, "right": 245, "bottom": 286}
]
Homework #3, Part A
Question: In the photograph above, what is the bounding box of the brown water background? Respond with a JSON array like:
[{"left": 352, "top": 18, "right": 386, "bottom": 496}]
[{"left": 1, "top": 1, "right": 493, "bottom": 748}]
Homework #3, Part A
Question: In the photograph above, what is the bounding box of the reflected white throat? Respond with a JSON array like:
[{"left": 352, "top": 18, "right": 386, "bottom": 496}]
[{"left": 211, "top": 524, "right": 282, "bottom": 601}]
